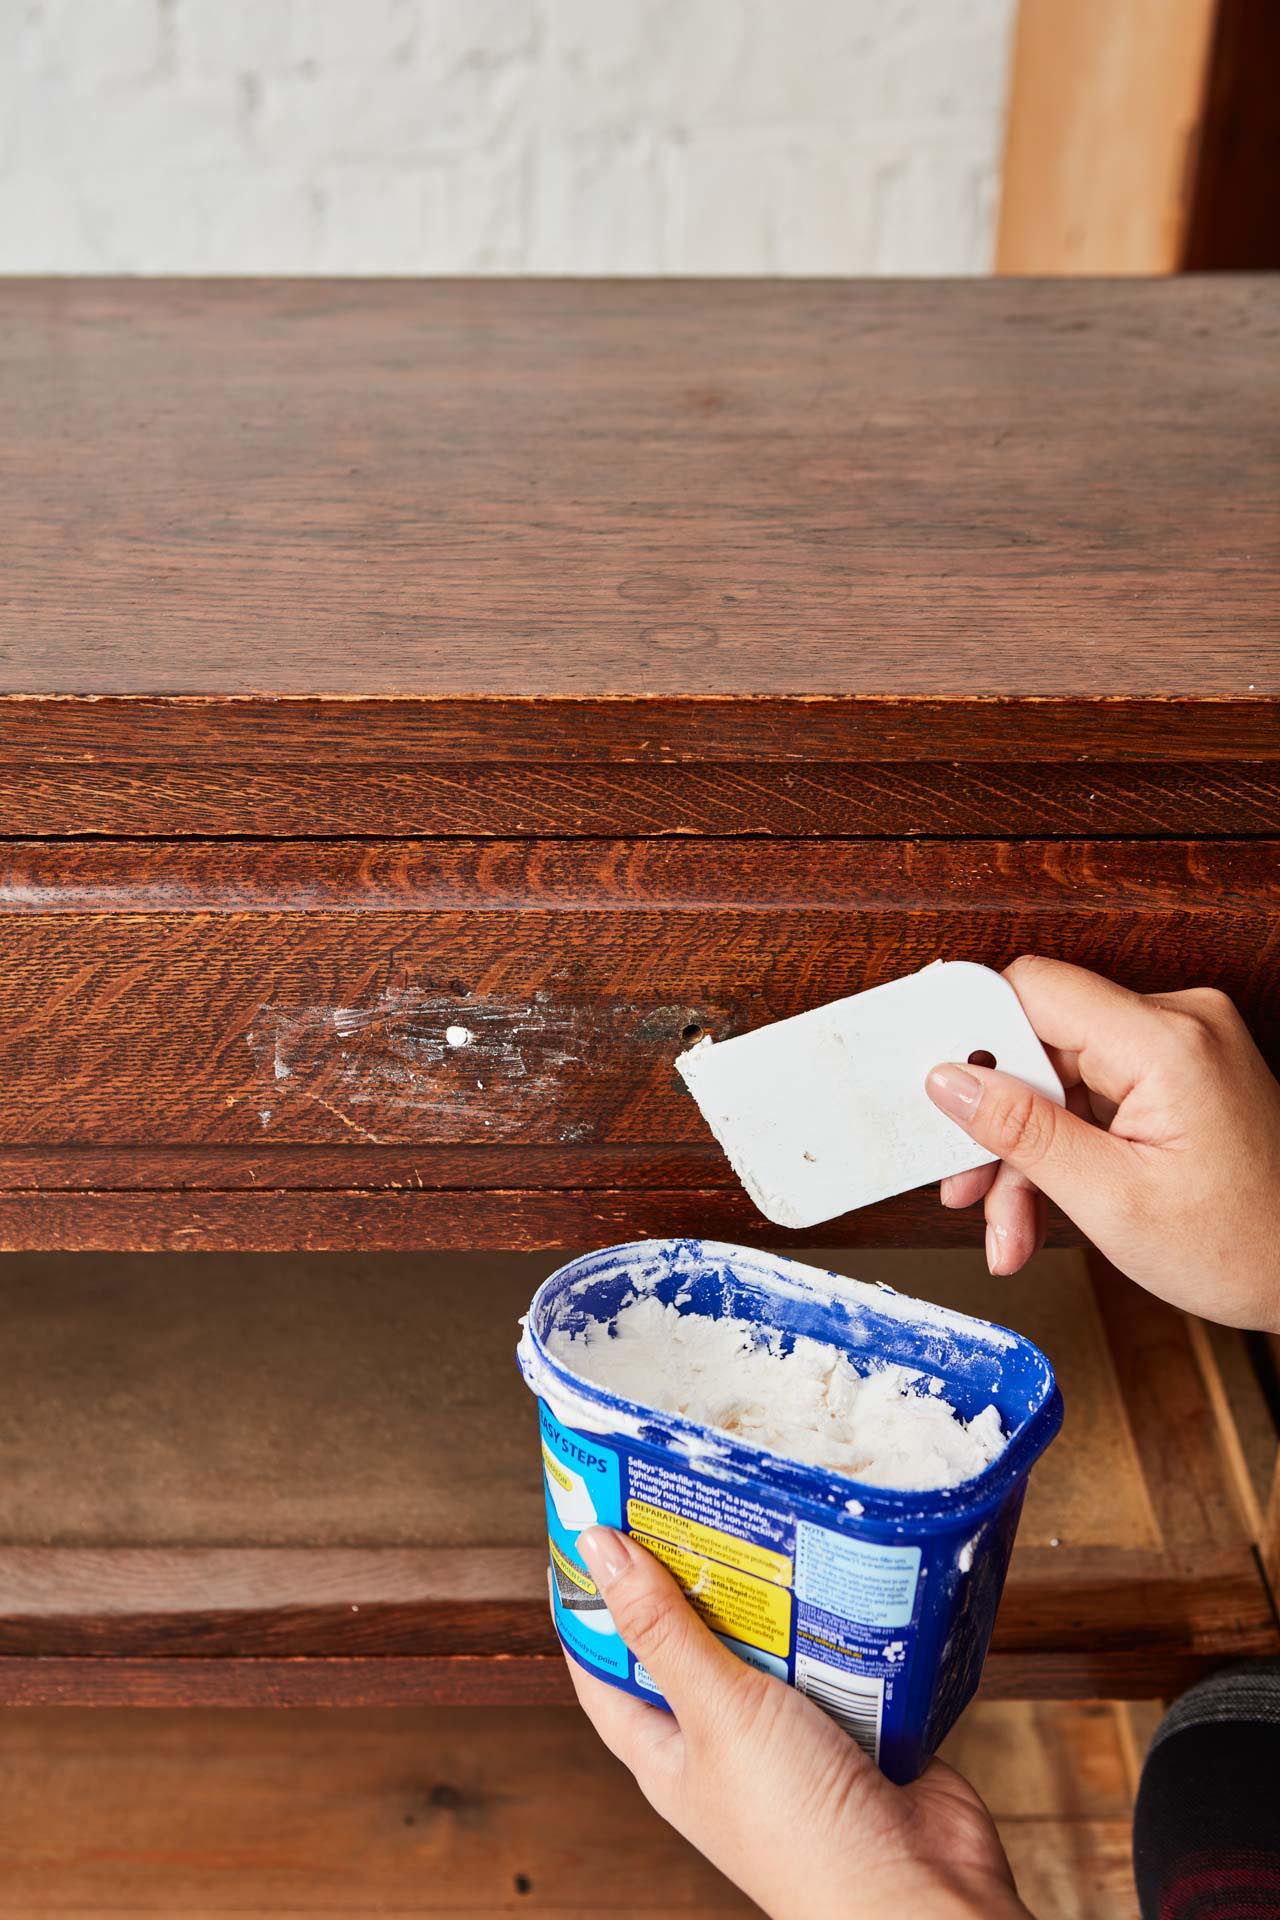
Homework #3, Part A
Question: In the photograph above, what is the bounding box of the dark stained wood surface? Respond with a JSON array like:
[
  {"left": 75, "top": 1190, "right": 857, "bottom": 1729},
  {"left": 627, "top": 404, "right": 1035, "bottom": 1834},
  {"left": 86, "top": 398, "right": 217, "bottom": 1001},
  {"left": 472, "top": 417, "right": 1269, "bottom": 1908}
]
[
  {"left": 2, "top": 279, "right": 1277, "bottom": 771},
  {"left": 6, "top": 834, "right": 1280, "bottom": 911},
  {"left": 0, "top": 1187, "right": 1081, "bottom": 1253},
  {"left": 0, "top": 1605, "right": 1268, "bottom": 1706},
  {"left": 0, "top": 1146, "right": 1029, "bottom": 1249},
  {"left": 0, "top": 834, "right": 1274, "bottom": 1246},
  {"left": 4, "top": 762, "right": 1280, "bottom": 839},
  {"left": 0, "top": 841, "right": 1275, "bottom": 1173},
  {"left": 3, "top": 696, "right": 1278, "bottom": 769},
  {"left": 0, "top": 1143, "right": 733, "bottom": 1190},
  {"left": 0, "top": 1705, "right": 756, "bottom": 1915},
  {"left": 0, "top": 1547, "right": 1269, "bottom": 1702},
  {"left": 0, "top": 1701, "right": 1143, "bottom": 1918},
  {"left": 0, "top": 1657, "right": 569, "bottom": 1708},
  {"left": 1183, "top": 0, "right": 1280, "bottom": 270}
]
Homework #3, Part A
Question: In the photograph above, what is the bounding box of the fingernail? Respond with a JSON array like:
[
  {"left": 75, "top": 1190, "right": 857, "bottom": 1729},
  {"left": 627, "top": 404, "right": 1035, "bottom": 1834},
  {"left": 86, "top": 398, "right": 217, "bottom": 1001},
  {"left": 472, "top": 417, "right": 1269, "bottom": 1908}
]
[
  {"left": 986, "top": 1221, "right": 1008, "bottom": 1274},
  {"left": 927, "top": 1064, "right": 982, "bottom": 1121},
  {"left": 578, "top": 1526, "right": 633, "bottom": 1592},
  {"left": 939, "top": 1175, "right": 960, "bottom": 1208}
]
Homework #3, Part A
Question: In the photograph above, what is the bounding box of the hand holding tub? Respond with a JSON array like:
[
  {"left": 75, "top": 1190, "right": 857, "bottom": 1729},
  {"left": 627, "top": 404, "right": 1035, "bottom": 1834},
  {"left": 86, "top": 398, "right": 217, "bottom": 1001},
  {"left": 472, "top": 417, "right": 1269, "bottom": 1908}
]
[
  {"left": 566, "top": 1524, "right": 1028, "bottom": 1920},
  {"left": 565, "top": 959, "right": 1280, "bottom": 1918}
]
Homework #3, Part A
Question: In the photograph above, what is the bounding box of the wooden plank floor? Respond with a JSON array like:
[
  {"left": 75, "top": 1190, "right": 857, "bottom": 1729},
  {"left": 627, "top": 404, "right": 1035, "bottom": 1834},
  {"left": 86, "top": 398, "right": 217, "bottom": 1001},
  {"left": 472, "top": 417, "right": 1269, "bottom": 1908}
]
[{"left": 0, "top": 1701, "right": 1147, "bottom": 1918}]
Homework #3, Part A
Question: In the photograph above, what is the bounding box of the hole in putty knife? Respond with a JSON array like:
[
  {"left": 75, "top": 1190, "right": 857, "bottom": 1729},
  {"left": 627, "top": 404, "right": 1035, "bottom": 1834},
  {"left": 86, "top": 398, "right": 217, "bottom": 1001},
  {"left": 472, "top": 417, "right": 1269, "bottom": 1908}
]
[
  {"left": 967, "top": 1049, "right": 997, "bottom": 1069},
  {"left": 681, "top": 1022, "right": 704, "bottom": 1043}
]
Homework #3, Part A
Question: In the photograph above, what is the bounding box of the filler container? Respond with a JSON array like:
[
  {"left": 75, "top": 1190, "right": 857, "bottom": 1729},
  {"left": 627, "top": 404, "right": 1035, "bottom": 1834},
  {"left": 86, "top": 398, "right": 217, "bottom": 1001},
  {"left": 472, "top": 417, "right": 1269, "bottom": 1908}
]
[{"left": 517, "top": 1237, "right": 1062, "bottom": 1784}]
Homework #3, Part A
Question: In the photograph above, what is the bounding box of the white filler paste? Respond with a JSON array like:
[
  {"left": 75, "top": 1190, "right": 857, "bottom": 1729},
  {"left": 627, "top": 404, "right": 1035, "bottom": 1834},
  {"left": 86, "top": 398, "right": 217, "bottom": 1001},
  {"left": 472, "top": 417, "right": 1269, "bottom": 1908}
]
[{"left": 546, "top": 1296, "right": 1006, "bottom": 1492}]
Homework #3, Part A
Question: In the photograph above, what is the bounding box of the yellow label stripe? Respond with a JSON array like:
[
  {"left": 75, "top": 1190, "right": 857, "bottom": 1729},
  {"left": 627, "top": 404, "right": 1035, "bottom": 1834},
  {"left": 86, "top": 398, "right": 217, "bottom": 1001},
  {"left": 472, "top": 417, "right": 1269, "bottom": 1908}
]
[
  {"left": 627, "top": 1498, "right": 792, "bottom": 1586},
  {"left": 631, "top": 1531, "right": 791, "bottom": 1658},
  {"left": 541, "top": 1444, "right": 574, "bottom": 1493}
]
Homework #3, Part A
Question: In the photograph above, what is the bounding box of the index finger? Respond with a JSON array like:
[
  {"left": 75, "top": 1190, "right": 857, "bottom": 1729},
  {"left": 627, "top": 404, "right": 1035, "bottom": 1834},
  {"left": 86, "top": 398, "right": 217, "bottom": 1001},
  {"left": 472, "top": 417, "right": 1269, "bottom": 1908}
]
[{"left": 1003, "top": 955, "right": 1167, "bottom": 1105}]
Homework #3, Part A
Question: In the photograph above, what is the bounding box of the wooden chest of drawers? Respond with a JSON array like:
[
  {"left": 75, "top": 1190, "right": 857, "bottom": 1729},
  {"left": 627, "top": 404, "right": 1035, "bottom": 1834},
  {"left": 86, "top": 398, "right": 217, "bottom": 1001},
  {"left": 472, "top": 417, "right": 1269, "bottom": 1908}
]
[{"left": 1, "top": 275, "right": 1276, "bottom": 1704}]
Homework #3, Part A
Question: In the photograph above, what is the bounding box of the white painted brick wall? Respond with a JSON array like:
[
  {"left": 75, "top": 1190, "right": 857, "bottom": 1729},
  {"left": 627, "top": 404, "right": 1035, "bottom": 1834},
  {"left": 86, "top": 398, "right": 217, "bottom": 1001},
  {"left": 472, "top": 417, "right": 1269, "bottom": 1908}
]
[{"left": 2, "top": 0, "right": 1015, "bottom": 273}]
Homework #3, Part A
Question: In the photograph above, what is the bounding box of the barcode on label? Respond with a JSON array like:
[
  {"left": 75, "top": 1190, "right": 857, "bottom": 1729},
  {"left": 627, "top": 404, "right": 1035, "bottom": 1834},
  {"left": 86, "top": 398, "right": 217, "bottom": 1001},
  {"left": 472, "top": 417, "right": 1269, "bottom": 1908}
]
[{"left": 795, "top": 1655, "right": 884, "bottom": 1762}]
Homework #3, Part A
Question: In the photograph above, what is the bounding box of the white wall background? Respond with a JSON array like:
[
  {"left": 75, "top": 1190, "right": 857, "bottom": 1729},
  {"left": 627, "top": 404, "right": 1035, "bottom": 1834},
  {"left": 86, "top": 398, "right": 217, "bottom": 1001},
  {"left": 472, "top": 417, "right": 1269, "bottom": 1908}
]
[{"left": 4, "top": 0, "right": 1016, "bottom": 274}]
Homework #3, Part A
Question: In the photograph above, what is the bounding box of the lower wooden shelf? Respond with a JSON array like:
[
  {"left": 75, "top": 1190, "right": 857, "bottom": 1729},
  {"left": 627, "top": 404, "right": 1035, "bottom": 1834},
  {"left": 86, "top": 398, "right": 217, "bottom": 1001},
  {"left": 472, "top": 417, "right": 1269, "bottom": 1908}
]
[
  {"left": 0, "top": 1700, "right": 1150, "bottom": 1918},
  {"left": 0, "top": 1540, "right": 1272, "bottom": 1705},
  {"left": 1, "top": 1246, "right": 1275, "bottom": 1704}
]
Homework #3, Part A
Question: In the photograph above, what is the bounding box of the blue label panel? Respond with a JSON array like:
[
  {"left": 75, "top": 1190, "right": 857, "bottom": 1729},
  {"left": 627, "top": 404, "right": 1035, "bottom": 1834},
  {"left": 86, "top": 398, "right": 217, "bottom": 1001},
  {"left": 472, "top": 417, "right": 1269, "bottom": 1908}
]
[
  {"left": 540, "top": 1406, "right": 631, "bottom": 1682},
  {"left": 795, "top": 1522, "right": 921, "bottom": 1629}
]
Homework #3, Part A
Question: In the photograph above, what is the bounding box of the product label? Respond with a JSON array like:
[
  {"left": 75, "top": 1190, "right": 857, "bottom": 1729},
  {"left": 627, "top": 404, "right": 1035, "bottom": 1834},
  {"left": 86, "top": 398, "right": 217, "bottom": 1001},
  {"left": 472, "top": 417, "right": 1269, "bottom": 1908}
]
[
  {"left": 632, "top": 1529, "right": 792, "bottom": 1657},
  {"left": 540, "top": 1406, "right": 628, "bottom": 1679},
  {"left": 537, "top": 1402, "right": 940, "bottom": 1770},
  {"left": 627, "top": 1496, "right": 792, "bottom": 1586},
  {"left": 795, "top": 1523, "right": 920, "bottom": 1628}
]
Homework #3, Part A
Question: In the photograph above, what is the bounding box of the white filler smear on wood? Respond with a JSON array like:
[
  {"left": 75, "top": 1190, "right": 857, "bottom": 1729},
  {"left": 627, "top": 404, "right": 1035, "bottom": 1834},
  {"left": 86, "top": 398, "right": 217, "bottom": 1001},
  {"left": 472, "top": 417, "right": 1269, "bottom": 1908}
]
[{"left": 546, "top": 1297, "right": 1006, "bottom": 1492}]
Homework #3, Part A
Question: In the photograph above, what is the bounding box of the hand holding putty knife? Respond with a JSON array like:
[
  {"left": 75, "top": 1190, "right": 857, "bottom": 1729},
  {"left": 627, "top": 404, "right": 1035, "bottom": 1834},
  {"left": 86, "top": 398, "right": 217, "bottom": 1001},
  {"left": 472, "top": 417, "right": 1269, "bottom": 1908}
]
[{"left": 675, "top": 958, "right": 1065, "bottom": 1235}]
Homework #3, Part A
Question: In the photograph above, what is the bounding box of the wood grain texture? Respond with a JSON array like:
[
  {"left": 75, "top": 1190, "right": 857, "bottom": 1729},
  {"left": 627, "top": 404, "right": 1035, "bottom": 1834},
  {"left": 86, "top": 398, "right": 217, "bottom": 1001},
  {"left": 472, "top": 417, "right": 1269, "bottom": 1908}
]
[
  {"left": 0, "top": 1703, "right": 1140, "bottom": 1918},
  {"left": 1186, "top": 1317, "right": 1278, "bottom": 1540},
  {"left": 1089, "top": 1259, "right": 1246, "bottom": 1551},
  {"left": 2, "top": 279, "right": 1277, "bottom": 764},
  {"left": 0, "top": 1706, "right": 756, "bottom": 1913},
  {"left": 0, "top": 1143, "right": 740, "bottom": 1191},
  {"left": 7, "top": 1145, "right": 1058, "bottom": 1252},
  {"left": 0, "top": 1657, "right": 570, "bottom": 1707},
  {"left": 0, "top": 1548, "right": 553, "bottom": 1657},
  {"left": 997, "top": 0, "right": 1220, "bottom": 272},
  {"left": 1264, "top": 1449, "right": 1280, "bottom": 1595},
  {"left": 946, "top": 1702, "right": 1142, "bottom": 1920},
  {"left": 0, "top": 1548, "right": 1269, "bottom": 1697},
  {"left": 7, "top": 835, "right": 1280, "bottom": 911},
  {"left": 4, "top": 697, "right": 1278, "bottom": 768},
  {"left": 0, "top": 1188, "right": 1086, "bottom": 1253},
  {"left": 0, "top": 841, "right": 1275, "bottom": 1174},
  {"left": 4, "top": 762, "right": 1280, "bottom": 838}
]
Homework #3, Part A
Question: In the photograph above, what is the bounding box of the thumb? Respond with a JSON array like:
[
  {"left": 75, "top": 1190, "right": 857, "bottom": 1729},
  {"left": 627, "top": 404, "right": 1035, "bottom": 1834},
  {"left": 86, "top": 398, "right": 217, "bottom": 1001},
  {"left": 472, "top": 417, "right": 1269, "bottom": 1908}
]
[
  {"left": 925, "top": 1061, "right": 1120, "bottom": 1221},
  {"left": 577, "top": 1526, "right": 759, "bottom": 1734}
]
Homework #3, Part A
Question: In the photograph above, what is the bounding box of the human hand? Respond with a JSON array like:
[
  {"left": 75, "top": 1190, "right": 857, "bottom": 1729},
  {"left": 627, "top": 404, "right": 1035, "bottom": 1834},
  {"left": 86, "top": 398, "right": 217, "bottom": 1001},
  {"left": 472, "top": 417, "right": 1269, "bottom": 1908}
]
[
  {"left": 925, "top": 955, "right": 1280, "bottom": 1330},
  {"left": 565, "top": 1525, "right": 1028, "bottom": 1920}
]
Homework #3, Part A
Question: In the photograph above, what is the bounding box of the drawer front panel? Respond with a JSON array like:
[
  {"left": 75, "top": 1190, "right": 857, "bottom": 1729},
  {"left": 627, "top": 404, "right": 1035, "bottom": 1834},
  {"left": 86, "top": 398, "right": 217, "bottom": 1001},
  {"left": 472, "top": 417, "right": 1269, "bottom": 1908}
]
[
  {"left": 2, "top": 762, "right": 1278, "bottom": 838},
  {"left": 2, "top": 839, "right": 1277, "bottom": 1153}
]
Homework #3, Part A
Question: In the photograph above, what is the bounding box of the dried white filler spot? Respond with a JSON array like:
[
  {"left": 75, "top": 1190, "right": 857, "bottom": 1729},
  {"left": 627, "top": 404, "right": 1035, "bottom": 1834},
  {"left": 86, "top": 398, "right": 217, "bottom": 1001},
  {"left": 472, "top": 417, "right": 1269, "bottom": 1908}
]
[
  {"left": 547, "top": 1297, "right": 1007, "bottom": 1492},
  {"left": 445, "top": 1025, "right": 474, "bottom": 1048}
]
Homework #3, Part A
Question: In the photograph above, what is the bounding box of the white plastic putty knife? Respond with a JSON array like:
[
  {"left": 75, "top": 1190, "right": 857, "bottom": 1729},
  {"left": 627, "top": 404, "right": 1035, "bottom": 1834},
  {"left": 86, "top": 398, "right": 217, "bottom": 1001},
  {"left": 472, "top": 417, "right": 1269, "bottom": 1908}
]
[{"left": 675, "top": 960, "right": 1064, "bottom": 1229}]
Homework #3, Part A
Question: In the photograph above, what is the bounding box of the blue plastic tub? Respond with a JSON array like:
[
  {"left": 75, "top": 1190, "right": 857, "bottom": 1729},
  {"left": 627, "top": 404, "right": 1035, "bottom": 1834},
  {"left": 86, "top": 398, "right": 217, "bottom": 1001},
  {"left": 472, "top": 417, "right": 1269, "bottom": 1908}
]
[{"left": 517, "top": 1238, "right": 1062, "bottom": 1784}]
